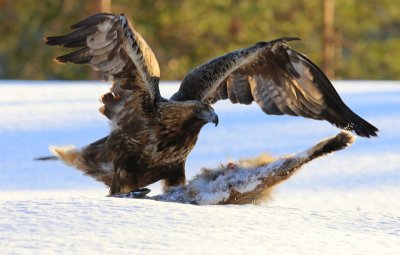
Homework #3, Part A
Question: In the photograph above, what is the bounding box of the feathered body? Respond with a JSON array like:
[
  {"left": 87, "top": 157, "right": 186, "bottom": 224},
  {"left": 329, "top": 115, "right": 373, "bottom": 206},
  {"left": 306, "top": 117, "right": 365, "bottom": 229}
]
[
  {"left": 52, "top": 95, "right": 216, "bottom": 194},
  {"left": 44, "top": 13, "right": 377, "bottom": 195}
]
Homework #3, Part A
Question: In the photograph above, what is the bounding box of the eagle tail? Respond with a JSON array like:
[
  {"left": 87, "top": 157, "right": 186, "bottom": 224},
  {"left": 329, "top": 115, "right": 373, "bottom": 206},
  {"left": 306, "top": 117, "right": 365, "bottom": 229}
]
[
  {"left": 49, "top": 145, "right": 80, "bottom": 166},
  {"left": 34, "top": 155, "right": 58, "bottom": 160},
  {"left": 48, "top": 145, "right": 113, "bottom": 186}
]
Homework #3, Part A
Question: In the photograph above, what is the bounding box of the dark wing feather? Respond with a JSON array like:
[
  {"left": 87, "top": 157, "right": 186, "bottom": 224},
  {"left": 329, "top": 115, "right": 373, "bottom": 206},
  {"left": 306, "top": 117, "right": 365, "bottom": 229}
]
[
  {"left": 172, "top": 38, "right": 378, "bottom": 137},
  {"left": 45, "top": 13, "right": 162, "bottom": 121}
]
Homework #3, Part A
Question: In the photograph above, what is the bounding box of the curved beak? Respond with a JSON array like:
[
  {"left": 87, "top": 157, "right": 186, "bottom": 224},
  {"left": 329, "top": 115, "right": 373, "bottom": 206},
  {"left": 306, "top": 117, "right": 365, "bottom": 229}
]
[{"left": 209, "top": 112, "right": 219, "bottom": 127}]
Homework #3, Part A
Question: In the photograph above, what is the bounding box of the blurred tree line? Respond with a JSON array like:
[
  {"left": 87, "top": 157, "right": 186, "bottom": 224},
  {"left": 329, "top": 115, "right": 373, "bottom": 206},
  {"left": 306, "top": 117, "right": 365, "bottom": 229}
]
[{"left": 0, "top": 0, "right": 399, "bottom": 80}]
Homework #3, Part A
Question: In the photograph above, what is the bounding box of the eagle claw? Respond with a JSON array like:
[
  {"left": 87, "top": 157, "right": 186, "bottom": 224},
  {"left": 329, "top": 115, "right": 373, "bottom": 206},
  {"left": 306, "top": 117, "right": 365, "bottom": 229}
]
[{"left": 110, "top": 188, "right": 151, "bottom": 199}]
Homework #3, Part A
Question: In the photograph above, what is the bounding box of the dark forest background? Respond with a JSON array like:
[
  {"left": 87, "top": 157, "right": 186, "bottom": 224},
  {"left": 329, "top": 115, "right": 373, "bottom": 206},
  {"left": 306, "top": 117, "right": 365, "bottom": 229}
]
[{"left": 0, "top": 0, "right": 399, "bottom": 80}]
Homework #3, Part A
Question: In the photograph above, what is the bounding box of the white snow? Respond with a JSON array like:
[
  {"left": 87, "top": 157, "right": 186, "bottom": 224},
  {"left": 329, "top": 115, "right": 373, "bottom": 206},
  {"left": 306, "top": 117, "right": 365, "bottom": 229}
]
[{"left": 0, "top": 80, "right": 400, "bottom": 254}]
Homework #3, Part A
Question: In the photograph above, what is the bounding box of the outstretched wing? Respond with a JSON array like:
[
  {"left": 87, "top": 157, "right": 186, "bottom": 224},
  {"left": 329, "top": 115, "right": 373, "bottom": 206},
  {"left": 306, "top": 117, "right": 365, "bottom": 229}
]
[
  {"left": 171, "top": 38, "right": 378, "bottom": 137},
  {"left": 45, "top": 13, "right": 162, "bottom": 121}
]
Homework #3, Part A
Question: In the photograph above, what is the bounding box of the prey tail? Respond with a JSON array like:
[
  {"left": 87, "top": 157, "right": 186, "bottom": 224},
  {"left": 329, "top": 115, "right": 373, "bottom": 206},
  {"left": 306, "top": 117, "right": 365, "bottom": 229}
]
[
  {"left": 306, "top": 131, "right": 356, "bottom": 160},
  {"left": 218, "top": 131, "right": 356, "bottom": 205}
]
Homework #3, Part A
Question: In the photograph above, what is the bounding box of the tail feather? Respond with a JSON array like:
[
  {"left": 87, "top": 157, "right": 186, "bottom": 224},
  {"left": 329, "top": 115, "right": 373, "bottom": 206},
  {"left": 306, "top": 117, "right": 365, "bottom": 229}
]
[
  {"left": 47, "top": 144, "right": 114, "bottom": 186},
  {"left": 49, "top": 145, "right": 80, "bottom": 166},
  {"left": 34, "top": 155, "right": 58, "bottom": 161}
]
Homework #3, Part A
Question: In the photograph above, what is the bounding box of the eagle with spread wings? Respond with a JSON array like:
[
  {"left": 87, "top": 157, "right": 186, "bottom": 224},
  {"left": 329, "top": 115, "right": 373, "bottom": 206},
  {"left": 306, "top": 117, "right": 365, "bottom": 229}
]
[{"left": 44, "top": 13, "right": 378, "bottom": 195}]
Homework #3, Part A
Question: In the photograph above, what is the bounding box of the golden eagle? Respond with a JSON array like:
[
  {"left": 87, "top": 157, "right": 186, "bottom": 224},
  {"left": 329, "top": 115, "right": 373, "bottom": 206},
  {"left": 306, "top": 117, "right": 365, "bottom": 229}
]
[{"left": 44, "top": 13, "right": 378, "bottom": 195}]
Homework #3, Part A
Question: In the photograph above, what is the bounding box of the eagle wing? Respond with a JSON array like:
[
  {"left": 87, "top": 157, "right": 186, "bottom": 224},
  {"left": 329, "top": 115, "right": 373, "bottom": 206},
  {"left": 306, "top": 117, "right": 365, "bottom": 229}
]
[
  {"left": 171, "top": 38, "right": 378, "bottom": 137},
  {"left": 45, "top": 13, "right": 161, "bottom": 122}
]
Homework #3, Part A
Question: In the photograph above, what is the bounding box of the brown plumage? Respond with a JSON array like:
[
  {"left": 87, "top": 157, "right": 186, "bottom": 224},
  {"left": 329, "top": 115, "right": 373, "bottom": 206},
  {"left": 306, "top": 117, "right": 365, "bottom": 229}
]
[{"left": 44, "top": 13, "right": 378, "bottom": 195}]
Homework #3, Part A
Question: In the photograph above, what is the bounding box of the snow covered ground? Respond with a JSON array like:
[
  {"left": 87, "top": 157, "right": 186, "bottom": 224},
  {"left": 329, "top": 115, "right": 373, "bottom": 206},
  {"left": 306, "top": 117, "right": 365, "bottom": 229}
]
[{"left": 0, "top": 80, "right": 399, "bottom": 254}]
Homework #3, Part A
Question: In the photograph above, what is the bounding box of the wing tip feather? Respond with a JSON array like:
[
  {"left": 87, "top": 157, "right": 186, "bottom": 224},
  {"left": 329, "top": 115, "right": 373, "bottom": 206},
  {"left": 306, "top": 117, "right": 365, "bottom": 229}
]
[
  {"left": 270, "top": 37, "right": 301, "bottom": 45},
  {"left": 53, "top": 57, "right": 65, "bottom": 64},
  {"left": 352, "top": 122, "right": 379, "bottom": 138},
  {"left": 256, "top": 37, "right": 301, "bottom": 48},
  {"left": 336, "top": 111, "right": 379, "bottom": 138},
  {"left": 70, "top": 13, "right": 115, "bottom": 29},
  {"left": 54, "top": 49, "right": 91, "bottom": 64},
  {"left": 44, "top": 36, "right": 61, "bottom": 46}
]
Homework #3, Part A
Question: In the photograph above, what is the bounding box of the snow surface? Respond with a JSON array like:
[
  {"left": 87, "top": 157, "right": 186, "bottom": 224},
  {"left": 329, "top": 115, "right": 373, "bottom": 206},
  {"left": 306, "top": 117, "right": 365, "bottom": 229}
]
[{"left": 0, "top": 80, "right": 399, "bottom": 254}]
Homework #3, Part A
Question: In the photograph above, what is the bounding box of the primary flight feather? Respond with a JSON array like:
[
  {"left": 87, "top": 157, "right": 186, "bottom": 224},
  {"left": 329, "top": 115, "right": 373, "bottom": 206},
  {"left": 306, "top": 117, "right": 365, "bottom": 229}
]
[{"left": 44, "top": 13, "right": 378, "bottom": 195}]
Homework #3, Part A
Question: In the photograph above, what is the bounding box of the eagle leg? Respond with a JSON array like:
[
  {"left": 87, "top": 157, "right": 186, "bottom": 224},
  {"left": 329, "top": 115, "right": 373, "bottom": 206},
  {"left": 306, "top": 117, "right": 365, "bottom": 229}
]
[
  {"left": 109, "top": 172, "right": 122, "bottom": 196},
  {"left": 162, "top": 162, "right": 186, "bottom": 192},
  {"left": 110, "top": 160, "right": 139, "bottom": 195}
]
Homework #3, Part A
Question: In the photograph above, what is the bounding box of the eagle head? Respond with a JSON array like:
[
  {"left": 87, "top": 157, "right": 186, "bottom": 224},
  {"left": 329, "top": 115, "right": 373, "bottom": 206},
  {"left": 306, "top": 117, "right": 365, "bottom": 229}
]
[
  {"left": 161, "top": 100, "right": 219, "bottom": 128},
  {"left": 192, "top": 102, "right": 219, "bottom": 127}
]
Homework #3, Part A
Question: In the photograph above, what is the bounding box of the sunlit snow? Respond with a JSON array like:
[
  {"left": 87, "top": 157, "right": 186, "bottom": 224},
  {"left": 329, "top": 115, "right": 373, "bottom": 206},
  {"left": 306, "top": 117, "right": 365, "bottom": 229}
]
[{"left": 0, "top": 80, "right": 399, "bottom": 254}]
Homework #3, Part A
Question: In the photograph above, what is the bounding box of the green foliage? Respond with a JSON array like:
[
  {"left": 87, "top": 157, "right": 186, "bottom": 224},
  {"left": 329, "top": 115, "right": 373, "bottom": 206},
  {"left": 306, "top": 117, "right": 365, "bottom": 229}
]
[{"left": 0, "top": 0, "right": 399, "bottom": 80}]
